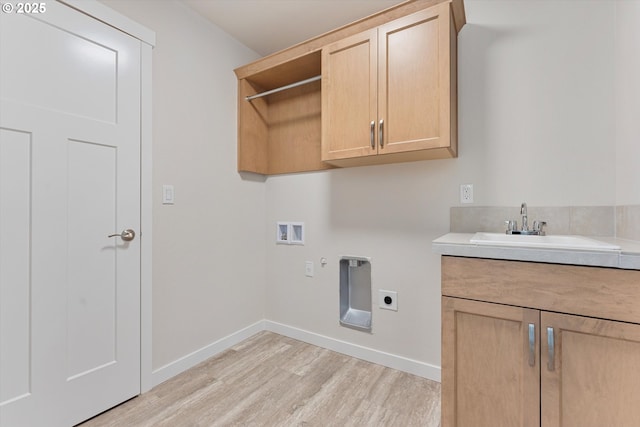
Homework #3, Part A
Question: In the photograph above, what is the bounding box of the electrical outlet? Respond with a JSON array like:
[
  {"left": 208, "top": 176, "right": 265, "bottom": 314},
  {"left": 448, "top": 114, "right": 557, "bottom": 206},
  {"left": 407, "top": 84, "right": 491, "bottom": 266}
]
[
  {"left": 379, "top": 290, "right": 398, "bottom": 311},
  {"left": 305, "top": 261, "right": 314, "bottom": 277},
  {"left": 460, "top": 184, "right": 473, "bottom": 204}
]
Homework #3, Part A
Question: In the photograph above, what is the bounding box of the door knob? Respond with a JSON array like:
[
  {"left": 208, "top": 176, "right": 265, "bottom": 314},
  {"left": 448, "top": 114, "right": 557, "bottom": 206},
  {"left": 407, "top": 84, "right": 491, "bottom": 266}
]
[{"left": 108, "top": 229, "right": 136, "bottom": 241}]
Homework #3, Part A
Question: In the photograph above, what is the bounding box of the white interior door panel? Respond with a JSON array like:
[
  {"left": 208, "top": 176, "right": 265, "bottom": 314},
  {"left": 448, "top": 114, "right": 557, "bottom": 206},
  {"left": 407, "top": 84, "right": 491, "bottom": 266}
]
[{"left": 0, "top": 2, "right": 142, "bottom": 425}]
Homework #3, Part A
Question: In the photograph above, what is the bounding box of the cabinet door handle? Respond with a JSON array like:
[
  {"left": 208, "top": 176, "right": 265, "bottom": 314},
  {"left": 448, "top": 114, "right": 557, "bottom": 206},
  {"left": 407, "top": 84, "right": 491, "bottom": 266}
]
[
  {"left": 370, "top": 121, "right": 375, "bottom": 149},
  {"left": 547, "top": 327, "right": 555, "bottom": 371},
  {"left": 379, "top": 119, "right": 384, "bottom": 148},
  {"left": 528, "top": 323, "right": 535, "bottom": 367}
]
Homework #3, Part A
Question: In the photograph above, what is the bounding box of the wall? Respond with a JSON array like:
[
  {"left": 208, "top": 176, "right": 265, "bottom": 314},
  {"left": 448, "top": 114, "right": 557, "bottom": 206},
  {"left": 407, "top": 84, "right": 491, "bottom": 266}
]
[
  {"left": 100, "top": 0, "right": 640, "bottom": 383},
  {"left": 99, "top": 0, "right": 265, "bottom": 372},
  {"left": 265, "top": 0, "right": 621, "bottom": 371},
  {"left": 266, "top": 163, "right": 454, "bottom": 373},
  {"left": 615, "top": 1, "right": 640, "bottom": 206},
  {"left": 459, "top": 0, "right": 617, "bottom": 207}
]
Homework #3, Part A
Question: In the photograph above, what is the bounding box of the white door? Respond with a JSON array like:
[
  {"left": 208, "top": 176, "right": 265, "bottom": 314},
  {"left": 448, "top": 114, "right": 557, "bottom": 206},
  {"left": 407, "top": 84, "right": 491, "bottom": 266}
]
[{"left": 0, "top": 2, "right": 141, "bottom": 426}]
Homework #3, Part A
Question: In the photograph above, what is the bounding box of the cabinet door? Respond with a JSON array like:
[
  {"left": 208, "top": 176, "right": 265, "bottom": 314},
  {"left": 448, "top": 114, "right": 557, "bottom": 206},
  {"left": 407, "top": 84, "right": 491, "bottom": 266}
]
[
  {"left": 321, "top": 29, "right": 377, "bottom": 161},
  {"left": 442, "top": 297, "right": 540, "bottom": 427},
  {"left": 378, "top": 4, "right": 452, "bottom": 154},
  {"left": 541, "top": 312, "right": 640, "bottom": 427}
]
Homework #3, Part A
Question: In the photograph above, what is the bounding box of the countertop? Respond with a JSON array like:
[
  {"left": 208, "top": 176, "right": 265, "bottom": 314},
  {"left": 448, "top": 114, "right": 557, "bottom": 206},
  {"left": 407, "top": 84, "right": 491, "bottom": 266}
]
[{"left": 433, "top": 233, "right": 640, "bottom": 270}]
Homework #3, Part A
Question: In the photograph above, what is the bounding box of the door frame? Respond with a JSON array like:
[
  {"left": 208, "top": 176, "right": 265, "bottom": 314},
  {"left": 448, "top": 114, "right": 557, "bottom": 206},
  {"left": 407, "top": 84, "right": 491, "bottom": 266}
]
[{"left": 58, "top": 0, "right": 156, "bottom": 393}]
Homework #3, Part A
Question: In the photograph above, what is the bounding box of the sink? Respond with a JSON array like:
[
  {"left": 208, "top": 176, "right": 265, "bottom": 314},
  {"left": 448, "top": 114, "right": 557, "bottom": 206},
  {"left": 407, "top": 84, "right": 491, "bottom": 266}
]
[{"left": 470, "top": 232, "right": 621, "bottom": 251}]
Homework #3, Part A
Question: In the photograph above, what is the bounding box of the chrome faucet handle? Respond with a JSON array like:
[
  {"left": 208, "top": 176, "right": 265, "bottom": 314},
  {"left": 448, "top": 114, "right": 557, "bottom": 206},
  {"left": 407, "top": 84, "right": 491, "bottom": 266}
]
[
  {"left": 533, "top": 221, "right": 547, "bottom": 235},
  {"left": 505, "top": 220, "right": 517, "bottom": 233},
  {"left": 520, "top": 202, "right": 528, "bottom": 231}
]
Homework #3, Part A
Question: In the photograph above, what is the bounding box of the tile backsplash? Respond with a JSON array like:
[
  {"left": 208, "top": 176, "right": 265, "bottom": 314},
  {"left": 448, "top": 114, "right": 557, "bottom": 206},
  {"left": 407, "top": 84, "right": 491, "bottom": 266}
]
[
  {"left": 617, "top": 205, "right": 640, "bottom": 241},
  {"left": 451, "top": 205, "right": 639, "bottom": 240}
]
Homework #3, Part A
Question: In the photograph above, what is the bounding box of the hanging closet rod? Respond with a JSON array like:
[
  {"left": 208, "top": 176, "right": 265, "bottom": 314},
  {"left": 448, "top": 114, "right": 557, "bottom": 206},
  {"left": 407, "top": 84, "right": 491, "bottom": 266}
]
[{"left": 245, "top": 75, "right": 321, "bottom": 101}]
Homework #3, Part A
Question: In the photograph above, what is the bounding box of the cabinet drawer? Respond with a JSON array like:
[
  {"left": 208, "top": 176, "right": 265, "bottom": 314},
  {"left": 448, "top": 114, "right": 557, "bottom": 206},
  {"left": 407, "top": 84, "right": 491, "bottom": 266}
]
[{"left": 442, "top": 256, "right": 640, "bottom": 324}]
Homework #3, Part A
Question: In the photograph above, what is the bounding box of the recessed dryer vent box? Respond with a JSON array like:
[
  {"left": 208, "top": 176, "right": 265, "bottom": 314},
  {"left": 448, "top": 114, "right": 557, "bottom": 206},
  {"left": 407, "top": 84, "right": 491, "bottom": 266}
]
[{"left": 339, "top": 256, "right": 372, "bottom": 332}]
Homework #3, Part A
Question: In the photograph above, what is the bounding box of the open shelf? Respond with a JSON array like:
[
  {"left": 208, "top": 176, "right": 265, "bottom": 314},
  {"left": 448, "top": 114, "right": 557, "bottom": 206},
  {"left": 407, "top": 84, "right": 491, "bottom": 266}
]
[{"left": 237, "top": 51, "right": 332, "bottom": 175}]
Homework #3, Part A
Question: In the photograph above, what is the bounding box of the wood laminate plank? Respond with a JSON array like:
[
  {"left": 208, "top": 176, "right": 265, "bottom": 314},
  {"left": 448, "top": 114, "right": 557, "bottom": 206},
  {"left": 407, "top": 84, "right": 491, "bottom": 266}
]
[{"left": 80, "top": 332, "right": 441, "bottom": 426}]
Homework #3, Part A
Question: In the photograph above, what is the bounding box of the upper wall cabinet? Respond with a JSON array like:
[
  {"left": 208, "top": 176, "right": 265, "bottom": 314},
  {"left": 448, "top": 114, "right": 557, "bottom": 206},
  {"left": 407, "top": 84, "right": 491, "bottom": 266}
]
[
  {"left": 236, "top": 52, "right": 327, "bottom": 175},
  {"left": 235, "top": 0, "right": 465, "bottom": 175},
  {"left": 322, "top": 4, "right": 457, "bottom": 167}
]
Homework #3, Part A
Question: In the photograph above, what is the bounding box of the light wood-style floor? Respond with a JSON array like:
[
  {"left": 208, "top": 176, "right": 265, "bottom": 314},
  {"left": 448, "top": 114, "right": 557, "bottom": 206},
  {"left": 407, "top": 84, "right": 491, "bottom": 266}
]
[{"left": 80, "top": 331, "right": 441, "bottom": 426}]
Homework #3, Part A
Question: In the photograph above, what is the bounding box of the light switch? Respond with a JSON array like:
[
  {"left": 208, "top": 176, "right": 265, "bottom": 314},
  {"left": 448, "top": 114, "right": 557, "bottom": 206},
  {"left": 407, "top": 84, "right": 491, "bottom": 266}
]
[{"left": 162, "top": 185, "right": 174, "bottom": 205}]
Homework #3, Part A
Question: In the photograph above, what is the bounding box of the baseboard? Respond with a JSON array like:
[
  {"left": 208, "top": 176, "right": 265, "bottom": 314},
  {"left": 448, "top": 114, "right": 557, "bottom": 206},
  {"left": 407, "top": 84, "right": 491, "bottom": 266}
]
[
  {"left": 264, "top": 320, "right": 441, "bottom": 383},
  {"left": 151, "top": 320, "right": 265, "bottom": 387},
  {"left": 151, "top": 319, "right": 441, "bottom": 388}
]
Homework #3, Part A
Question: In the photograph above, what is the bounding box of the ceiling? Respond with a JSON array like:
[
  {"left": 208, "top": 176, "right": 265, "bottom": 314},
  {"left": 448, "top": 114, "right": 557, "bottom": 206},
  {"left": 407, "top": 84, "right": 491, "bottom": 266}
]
[{"left": 182, "top": 0, "right": 406, "bottom": 56}]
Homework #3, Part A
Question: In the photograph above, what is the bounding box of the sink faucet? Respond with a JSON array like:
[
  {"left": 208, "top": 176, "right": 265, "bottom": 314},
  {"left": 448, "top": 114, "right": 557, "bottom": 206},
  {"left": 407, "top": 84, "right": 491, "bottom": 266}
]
[
  {"left": 505, "top": 202, "right": 546, "bottom": 235},
  {"left": 520, "top": 202, "right": 528, "bottom": 232}
]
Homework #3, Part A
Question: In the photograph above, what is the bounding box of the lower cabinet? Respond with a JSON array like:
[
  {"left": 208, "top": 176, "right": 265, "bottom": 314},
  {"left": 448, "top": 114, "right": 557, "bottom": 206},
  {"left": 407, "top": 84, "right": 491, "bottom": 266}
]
[
  {"left": 442, "top": 297, "right": 539, "bottom": 427},
  {"left": 541, "top": 311, "right": 640, "bottom": 427},
  {"left": 442, "top": 296, "right": 640, "bottom": 427}
]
